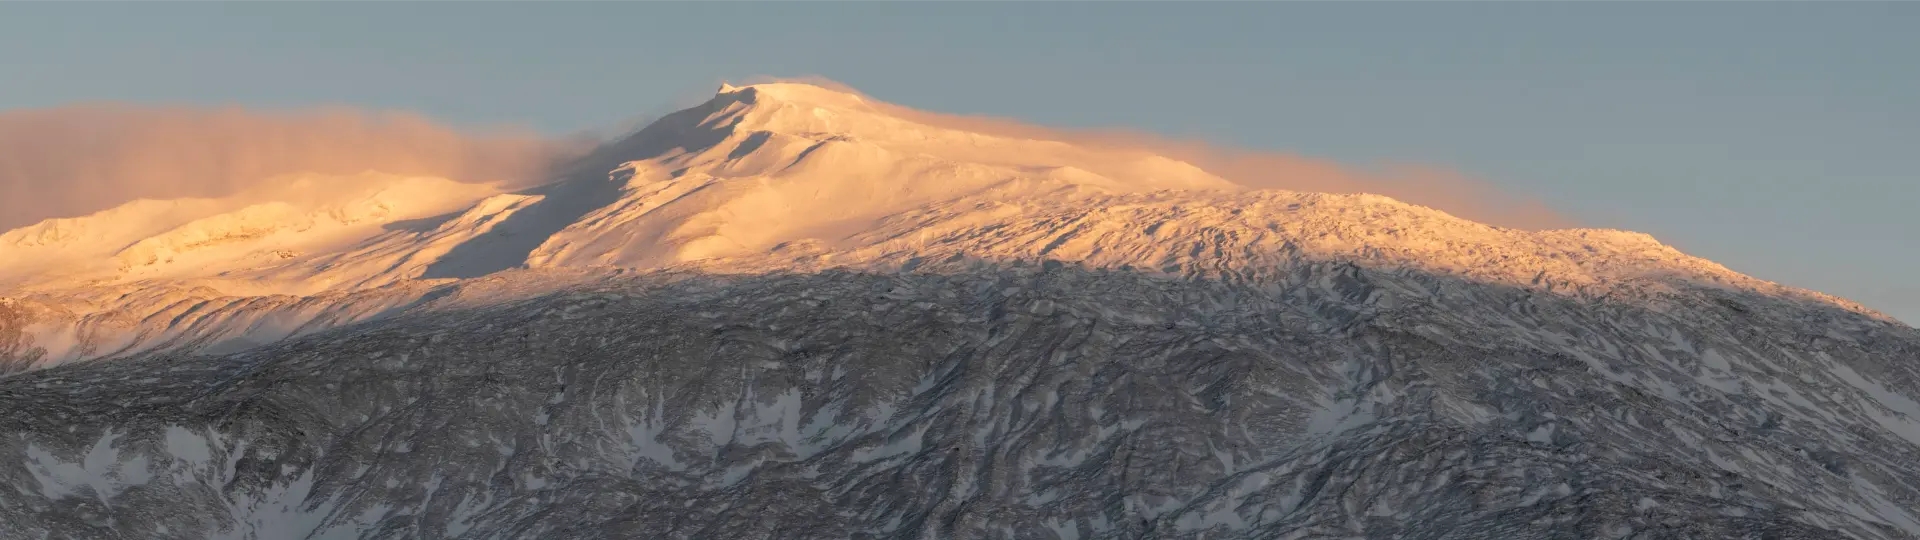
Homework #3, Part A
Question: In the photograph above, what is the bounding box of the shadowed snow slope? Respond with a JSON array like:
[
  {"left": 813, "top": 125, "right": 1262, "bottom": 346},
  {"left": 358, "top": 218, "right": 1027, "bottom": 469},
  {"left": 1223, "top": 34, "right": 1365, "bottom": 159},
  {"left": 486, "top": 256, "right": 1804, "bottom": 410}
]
[{"left": 3, "top": 82, "right": 1918, "bottom": 540}]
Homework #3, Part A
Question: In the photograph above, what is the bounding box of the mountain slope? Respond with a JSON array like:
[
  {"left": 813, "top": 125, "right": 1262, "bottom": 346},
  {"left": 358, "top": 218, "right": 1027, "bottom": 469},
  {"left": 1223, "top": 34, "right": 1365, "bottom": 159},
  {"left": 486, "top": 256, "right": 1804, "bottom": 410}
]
[
  {"left": 6, "top": 266, "right": 1920, "bottom": 539},
  {"left": 0, "top": 83, "right": 1892, "bottom": 370},
  {"left": 2, "top": 82, "right": 1918, "bottom": 539}
]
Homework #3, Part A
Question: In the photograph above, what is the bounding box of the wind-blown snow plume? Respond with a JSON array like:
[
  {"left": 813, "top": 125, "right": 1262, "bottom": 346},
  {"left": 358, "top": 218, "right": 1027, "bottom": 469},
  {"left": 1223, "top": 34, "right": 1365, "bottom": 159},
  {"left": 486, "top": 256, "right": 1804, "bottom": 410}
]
[
  {"left": 754, "top": 76, "right": 1569, "bottom": 229},
  {"left": 0, "top": 104, "right": 584, "bottom": 231}
]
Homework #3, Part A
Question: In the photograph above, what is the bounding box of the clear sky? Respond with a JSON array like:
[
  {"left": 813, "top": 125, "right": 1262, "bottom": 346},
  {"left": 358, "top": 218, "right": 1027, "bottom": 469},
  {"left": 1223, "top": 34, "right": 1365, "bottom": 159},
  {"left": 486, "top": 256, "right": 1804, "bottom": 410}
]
[{"left": 3, "top": 3, "right": 1915, "bottom": 323}]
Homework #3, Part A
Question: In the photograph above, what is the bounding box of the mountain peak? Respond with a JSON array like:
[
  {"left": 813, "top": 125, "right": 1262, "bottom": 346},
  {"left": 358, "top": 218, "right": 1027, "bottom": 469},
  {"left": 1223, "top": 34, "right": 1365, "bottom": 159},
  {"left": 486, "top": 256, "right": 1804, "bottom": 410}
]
[
  {"left": 718, "top": 81, "right": 869, "bottom": 108},
  {"left": 0, "top": 79, "right": 1895, "bottom": 334},
  {"left": 695, "top": 82, "right": 931, "bottom": 145}
]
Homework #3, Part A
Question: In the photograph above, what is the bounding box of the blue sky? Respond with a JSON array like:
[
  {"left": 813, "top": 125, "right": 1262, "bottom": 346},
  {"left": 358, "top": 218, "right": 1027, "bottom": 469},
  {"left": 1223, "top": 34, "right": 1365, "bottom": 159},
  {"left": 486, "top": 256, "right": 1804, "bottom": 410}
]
[{"left": 3, "top": 3, "right": 1915, "bottom": 323}]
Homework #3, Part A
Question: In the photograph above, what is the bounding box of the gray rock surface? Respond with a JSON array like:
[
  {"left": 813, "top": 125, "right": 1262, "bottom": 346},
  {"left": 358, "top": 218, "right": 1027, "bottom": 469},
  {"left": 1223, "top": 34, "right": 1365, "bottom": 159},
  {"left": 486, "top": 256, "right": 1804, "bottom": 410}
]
[{"left": 4, "top": 262, "right": 1919, "bottom": 539}]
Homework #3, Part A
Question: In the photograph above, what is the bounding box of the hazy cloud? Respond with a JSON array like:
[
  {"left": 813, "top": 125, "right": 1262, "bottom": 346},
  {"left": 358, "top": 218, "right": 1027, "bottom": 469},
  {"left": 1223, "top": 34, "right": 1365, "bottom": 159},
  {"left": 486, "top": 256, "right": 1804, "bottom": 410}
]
[{"left": 0, "top": 104, "right": 584, "bottom": 231}]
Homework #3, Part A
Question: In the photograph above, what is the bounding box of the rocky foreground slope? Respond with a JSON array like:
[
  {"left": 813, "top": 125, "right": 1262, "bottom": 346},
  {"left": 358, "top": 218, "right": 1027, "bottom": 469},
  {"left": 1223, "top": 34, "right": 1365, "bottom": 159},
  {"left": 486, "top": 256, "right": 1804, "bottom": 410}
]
[{"left": 3, "top": 83, "right": 1919, "bottom": 539}]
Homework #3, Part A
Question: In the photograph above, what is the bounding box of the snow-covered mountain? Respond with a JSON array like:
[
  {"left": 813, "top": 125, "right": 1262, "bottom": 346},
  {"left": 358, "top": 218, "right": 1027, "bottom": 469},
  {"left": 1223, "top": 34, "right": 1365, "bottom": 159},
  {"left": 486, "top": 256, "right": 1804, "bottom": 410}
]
[{"left": 3, "top": 83, "right": 1919, "bottom": 539}]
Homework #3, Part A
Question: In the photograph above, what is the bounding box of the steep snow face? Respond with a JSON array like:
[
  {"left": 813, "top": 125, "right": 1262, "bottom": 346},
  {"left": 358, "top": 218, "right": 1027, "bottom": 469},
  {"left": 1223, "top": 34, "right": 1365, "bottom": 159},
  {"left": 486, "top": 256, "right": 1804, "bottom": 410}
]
[{"left": 507, "top": 83, "right": 1236, "bottom": 269}]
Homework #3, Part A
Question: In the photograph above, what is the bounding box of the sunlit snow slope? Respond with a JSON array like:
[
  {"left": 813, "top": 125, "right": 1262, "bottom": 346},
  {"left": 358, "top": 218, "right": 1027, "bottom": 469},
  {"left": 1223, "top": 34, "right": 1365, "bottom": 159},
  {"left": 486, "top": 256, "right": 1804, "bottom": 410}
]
[{"left": 0, "top": 83, "right": 1893, "bottom": 370}]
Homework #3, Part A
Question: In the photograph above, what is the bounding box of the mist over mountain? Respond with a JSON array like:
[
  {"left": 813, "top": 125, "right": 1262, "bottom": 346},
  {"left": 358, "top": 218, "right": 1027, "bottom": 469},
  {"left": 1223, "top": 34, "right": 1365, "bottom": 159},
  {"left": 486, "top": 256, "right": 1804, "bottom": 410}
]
[
  {"left": 3, "top": 82, "right": 1918, "bottom": 539},
  {"left": 0, "top": 104, "right": 585, "bottom": 232}
]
